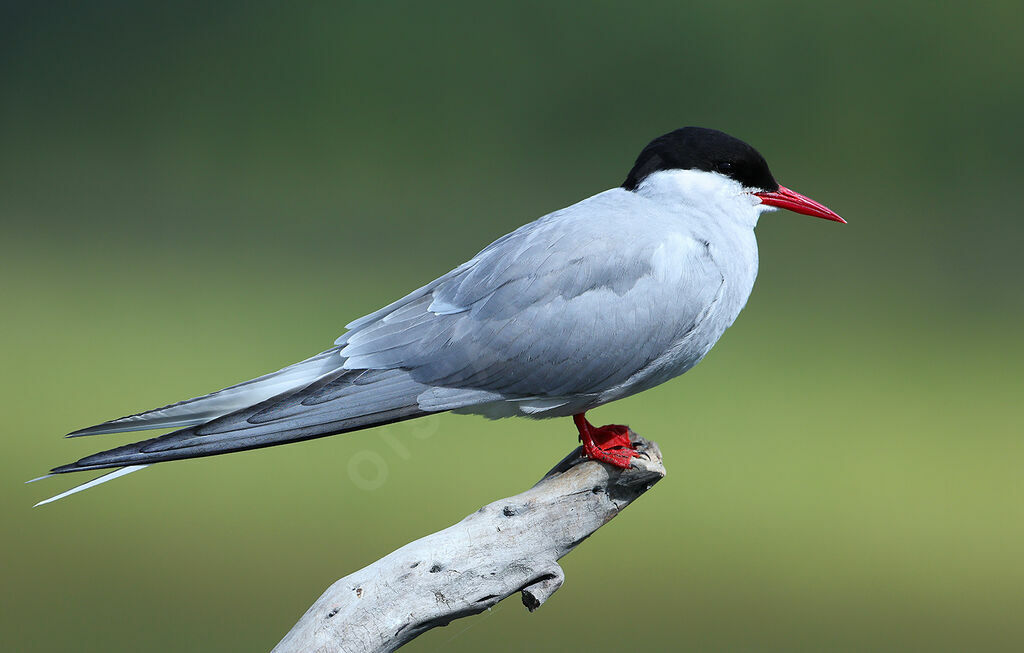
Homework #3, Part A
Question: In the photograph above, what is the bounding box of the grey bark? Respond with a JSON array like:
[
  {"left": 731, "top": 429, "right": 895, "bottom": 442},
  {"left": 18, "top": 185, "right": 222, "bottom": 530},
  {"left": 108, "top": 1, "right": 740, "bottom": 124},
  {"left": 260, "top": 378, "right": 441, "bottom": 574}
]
[{"left": 272, "top": 431, "right": 665, "bottom": 653}]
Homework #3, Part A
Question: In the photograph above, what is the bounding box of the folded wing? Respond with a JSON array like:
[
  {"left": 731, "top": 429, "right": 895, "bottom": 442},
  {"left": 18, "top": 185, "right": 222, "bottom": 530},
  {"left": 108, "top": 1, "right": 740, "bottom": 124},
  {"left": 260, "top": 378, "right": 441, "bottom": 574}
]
[
  {"left": 49, "top": 190, "right": 723, "bottom": 481},
  {"left": 53, "top": 368, "right": 437, "bottom": 472},
  {"left": 68, "top": 346, "right": 347, "bottom": 437}
]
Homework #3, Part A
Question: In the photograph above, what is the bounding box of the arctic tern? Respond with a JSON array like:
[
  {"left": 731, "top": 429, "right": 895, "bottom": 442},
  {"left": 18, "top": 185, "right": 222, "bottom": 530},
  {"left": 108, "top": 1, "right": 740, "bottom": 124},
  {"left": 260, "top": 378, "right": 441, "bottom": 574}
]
[{"left": 33, "top": 127, "right": 844, "bottom": 505}]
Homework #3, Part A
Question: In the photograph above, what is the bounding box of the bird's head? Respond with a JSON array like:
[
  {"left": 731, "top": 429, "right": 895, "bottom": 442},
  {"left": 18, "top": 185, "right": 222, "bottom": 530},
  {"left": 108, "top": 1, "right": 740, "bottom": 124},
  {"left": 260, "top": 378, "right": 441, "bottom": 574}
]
[{"left": 622, "top": 127, "right": 845, "bottom": 224}]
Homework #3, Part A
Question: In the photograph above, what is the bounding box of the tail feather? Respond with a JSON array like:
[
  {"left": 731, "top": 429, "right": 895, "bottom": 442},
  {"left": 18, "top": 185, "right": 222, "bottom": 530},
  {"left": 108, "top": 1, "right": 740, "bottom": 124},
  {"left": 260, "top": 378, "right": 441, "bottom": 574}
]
[
  {"left": 68, "top": 347, "right": 345, "bottom": 437},
  {"left": 34, "top": 466, "right": 149, "bottom": 507}
]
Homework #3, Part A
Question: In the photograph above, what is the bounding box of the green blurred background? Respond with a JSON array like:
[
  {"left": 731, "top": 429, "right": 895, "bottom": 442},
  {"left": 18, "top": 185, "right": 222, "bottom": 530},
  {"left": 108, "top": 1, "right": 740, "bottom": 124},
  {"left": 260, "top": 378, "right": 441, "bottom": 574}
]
[{"left": 3, "top": 1, "right": 1022, "bottom": 651}]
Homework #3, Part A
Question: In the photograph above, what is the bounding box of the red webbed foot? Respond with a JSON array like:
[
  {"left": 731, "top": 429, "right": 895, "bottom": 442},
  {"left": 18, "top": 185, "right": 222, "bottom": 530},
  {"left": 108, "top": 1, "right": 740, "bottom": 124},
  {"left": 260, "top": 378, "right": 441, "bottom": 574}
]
[{"left": 573, "top": 413, "right": 639, "bottom": 469}]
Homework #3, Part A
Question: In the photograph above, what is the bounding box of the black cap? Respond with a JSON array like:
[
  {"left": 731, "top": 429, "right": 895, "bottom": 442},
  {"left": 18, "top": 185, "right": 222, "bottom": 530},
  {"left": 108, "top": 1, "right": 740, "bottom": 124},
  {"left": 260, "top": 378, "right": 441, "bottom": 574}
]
[{"left": 622, "top": 127, "right": 779, "bottom": 193}]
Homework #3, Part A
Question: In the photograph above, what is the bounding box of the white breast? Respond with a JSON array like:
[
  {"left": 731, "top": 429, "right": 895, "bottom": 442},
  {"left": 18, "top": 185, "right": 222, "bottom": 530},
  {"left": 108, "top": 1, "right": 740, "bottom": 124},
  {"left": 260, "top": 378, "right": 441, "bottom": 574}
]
[{"left": 594, "top": 170, "right": 762, "bottom": 404}]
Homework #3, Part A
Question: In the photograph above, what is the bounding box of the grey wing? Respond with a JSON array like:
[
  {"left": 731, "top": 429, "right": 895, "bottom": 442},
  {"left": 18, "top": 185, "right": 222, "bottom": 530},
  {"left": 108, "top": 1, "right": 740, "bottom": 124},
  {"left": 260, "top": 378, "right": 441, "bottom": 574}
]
[
  {"left": 339, "top": 197, "right": 725, "bottom": 403},
  {"left": 52, "top": 368, "right": 434, "bottom": 472},
  {"left": 67, "top": 346, "right": 347, "bottom": 437},
  {"left": 47, "top": 191, "right": 721, "bottom": 478}
]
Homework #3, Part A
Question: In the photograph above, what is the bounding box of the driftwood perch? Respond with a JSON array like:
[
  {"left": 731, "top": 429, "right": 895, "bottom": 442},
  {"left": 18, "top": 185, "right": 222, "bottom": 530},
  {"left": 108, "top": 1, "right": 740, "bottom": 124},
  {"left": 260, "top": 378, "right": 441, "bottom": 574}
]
[{"left": 272, "top": 431, "right": 665, "bottom": 653}]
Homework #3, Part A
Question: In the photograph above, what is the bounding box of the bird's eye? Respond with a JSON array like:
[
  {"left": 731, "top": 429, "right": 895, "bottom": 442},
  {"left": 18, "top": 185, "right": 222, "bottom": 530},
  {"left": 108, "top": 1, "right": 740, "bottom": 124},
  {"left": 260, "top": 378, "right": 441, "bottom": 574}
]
[{"left": 717, "top": 161, "right": 735, "bottom": 174}]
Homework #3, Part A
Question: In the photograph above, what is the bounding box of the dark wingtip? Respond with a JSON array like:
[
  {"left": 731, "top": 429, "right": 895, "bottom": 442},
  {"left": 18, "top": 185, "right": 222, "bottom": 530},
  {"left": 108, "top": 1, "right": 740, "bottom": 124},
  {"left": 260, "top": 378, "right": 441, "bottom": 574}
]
[{"left": 66, "top": 424, "right": 111, "bottom": 438}]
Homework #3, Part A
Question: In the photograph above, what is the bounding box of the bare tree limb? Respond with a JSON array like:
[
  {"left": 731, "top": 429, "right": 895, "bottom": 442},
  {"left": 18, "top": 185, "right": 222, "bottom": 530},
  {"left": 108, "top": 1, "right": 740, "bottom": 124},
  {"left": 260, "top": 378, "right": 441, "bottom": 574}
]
[{"left": 272, "top": 431, "right": 665, "bottom": 653}]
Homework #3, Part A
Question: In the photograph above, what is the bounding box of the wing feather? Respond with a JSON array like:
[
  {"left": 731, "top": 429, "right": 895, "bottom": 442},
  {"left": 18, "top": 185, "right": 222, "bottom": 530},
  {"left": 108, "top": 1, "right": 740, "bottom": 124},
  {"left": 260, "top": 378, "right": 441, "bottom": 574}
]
[
  {"left": 68, "top": 346, "right": 345, "bottom": 437},
  {"left": 338, "top": 189, "right": 725, "bottom": 400},
  {"left": 49, "top": 187, "right": 728, "bottom": 486},
  {"left": 51, "top": 368, "right": 448, "bottom": 473}
]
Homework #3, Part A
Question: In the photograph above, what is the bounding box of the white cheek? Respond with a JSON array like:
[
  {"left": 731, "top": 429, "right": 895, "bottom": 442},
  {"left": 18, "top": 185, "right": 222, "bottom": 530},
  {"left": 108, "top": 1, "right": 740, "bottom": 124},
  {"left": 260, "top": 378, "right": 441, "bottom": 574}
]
[{"left": 635, "top": 169, "right": 767, "bottom": 229}]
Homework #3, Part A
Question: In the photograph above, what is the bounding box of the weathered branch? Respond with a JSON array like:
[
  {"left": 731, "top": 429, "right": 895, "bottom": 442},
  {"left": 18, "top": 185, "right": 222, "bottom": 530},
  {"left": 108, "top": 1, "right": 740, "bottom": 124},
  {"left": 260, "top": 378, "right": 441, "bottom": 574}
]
[{"left": 272, "top": 431, "right": 665, "bottom": 653}]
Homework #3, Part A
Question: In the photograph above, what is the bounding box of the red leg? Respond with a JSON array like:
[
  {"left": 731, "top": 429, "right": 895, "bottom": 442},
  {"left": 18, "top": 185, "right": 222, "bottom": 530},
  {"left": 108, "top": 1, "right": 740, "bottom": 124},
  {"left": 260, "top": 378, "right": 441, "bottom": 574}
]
[{"left": 573, "top": 413, "right": 638, "bottom": 469}]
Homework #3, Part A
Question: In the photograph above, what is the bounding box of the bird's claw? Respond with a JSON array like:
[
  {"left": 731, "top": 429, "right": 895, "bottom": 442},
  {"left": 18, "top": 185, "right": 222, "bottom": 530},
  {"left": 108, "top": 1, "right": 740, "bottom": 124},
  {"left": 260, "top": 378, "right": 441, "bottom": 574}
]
[
  {"left": 581, "top": 440, "right": 640, "bottom": 470},
  {"left": 574, "top": 415, "right": 640, "bottom": 469}
]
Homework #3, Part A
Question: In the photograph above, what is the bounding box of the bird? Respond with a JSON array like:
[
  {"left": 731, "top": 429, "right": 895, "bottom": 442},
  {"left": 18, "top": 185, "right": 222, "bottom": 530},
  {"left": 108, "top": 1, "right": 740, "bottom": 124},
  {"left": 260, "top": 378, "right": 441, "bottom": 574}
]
[{"left": 32, "top": 126, "right": 844, "bottom": 506}]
